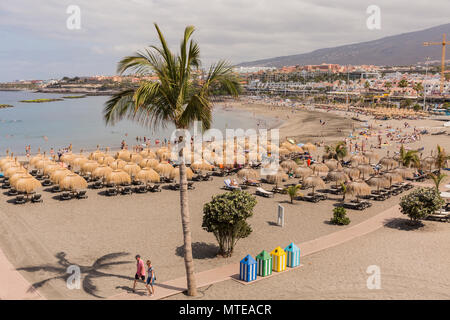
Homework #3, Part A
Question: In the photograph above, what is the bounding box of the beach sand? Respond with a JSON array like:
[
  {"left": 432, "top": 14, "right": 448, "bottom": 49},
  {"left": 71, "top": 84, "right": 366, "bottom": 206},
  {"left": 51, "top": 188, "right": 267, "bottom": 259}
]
[{"left": 0, "top": 100, "right": 449, "bottom": 299}]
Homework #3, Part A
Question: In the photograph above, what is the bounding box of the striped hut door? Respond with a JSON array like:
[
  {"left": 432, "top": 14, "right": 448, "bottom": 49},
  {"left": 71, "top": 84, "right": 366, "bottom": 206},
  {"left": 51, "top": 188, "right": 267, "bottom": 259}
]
[
  {"left": 240, "top": 263, "right": 243, "bottom": 280},
  {"left": 281, "top": 254, "right": 285, "bottom": 271}
]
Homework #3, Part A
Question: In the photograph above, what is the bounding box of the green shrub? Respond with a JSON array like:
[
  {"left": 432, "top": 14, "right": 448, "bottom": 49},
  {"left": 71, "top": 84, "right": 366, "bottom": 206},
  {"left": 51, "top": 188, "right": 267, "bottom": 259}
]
[
  {"left": 331, "top": 207, "right": 350, "bottom": 225},
  {"left": 400, "top": 187, "right": 444, "bottom": 222},
  {"left": 202, "top": 190, "right": 257, "bottom": 257}
]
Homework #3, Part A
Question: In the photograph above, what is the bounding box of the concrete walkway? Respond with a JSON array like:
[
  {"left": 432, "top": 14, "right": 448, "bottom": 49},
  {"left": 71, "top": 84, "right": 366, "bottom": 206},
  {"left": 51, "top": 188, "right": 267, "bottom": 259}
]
[
  {"left": 108, "top": 205, "right": 402, "bottom": 300},
  {"left": 0, "top": 248, "right": 43, "bottom": 300}
]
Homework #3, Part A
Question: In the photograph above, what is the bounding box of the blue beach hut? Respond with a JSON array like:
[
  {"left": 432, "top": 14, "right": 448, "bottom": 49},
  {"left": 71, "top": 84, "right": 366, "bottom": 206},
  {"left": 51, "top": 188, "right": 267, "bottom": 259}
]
[
  {"left": 239, "top": 254, "right": 257, "bottom": 282},
  {"left": 284, "top": 242, "right": 301, "bottom": 268}
]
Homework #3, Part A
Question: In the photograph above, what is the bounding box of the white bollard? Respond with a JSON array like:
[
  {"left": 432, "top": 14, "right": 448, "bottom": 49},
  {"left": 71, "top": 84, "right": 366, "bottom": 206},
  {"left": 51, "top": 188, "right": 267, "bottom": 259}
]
[{"left": 277, "top": 204, "right": 285, "bottom": 227}]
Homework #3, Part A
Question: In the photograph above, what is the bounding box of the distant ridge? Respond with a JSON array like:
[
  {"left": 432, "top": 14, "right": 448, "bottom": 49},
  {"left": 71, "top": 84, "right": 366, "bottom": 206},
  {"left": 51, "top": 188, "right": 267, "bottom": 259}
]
[{"left": 237, "top": 23, "right": 450, "bottom": 67}]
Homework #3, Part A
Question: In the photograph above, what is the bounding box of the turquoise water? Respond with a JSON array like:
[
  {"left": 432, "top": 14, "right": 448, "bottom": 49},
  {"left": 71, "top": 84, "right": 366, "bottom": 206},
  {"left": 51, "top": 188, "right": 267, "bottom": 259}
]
[{"left": 0, "top": 91, "right": 272, "bottom": 155}]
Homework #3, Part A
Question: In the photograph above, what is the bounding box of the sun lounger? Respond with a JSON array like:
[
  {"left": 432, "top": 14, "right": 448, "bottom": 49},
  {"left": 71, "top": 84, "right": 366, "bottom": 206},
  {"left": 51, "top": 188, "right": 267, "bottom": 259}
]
[
  {"left": 60, "top": 192, "right": 72, "bottom": 201},
  {"left": 426, "top": 212, "right": 450, "bottom": 222},
  {"left": 31, "top": 194, "right": 43, "bottom": 203},
  {"left": 2, "top": 182, "right": 11, "bottom": 189},
  {"left": 92, "top": 181, "right": 104, "bottom": 189},
  {"left": 201, "top": 174, "right": 212, "bottom": 181},
  {"left": 30, "top": 169, "right": 38, "bottom": 176},
  {"left": 223, "top": 179, "right": 241, "bottom": 191},
  {"left": 213, "top": 170, "right": 227, "bottom": 177},
  {"left": 256, "top": 187, "right": 274, "bottom": 198},
  {"left": 134, "top": 185, "right": 147, "bottom": 193},
  {"left": 76, "top": 190, "right": 88, "bottom": 199},
  {"left": 42, "top": 179, "right": 52, "bottom": 186},
  {"left": 243, "top": 178, "right": 261, "bottom": 187},
  {"left": 8, "top": 188, "right": 18, "bottom": 196},
  {"left": 51, "top": 185, "right": 62, "bottom": 193},
  {"left": 106, "top": 188, "right": 118, "bottom": 196},
  {"left": 35, "top": 174, "right": 44, "bottom": 180},
  {"left": 192, "top": 175, "right": 202, "bottom": 181},
  {"left": 309, "top": 192, "right": 327, "bottom": 201},
  {"left": 271, "top": 186, "right": 287, "bottom": 194},
  {"left": 297, "top": 195, "right": 320, "bottom": 203},
  {"left": 14, "top": 195, "right": 26, "bottom": 204},
  {"left": 147, "top": 184, "right": 161, "bottom": 192}
]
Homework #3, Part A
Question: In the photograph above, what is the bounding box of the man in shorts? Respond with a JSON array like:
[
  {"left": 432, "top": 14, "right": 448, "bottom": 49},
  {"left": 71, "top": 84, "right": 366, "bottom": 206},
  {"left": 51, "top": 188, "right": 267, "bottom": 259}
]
[{"left": 132, "top": 254, "right": 146, "bottom": 293}]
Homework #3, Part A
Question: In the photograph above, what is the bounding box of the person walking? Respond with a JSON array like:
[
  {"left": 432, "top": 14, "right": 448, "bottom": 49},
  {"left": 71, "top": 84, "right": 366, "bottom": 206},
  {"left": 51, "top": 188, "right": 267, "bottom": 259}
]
[
  {"left": 132, "top": 254, "right": 146, "bottom": 293},
  {"left": 145, "top": 260, "right": 156, "bottom": 296}
]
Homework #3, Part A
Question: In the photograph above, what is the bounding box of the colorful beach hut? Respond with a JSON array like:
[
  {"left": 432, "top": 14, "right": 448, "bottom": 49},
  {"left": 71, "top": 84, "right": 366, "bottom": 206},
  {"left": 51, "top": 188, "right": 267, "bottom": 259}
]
[
  {"left": 284, "top": 242, "right": 301, "bottom": 268},
  {"left": 239, "top": 254, "right": 257, "bottom": 282},
  {"left": 256, "top": 250, "right": 272, "bottom": 277},
  {"left": 270, "top": 246, "right": 287, "bottom": 272}
]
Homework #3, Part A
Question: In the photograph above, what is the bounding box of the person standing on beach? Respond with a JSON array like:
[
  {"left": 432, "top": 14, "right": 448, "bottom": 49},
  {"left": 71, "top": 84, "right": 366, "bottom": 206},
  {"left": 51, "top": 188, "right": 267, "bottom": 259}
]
[
  {"left": 145, "top": 260, "right": 155, "bottom": 296},
  {"left": 132, "top": 254, "right": 146, "bottom": 293}
]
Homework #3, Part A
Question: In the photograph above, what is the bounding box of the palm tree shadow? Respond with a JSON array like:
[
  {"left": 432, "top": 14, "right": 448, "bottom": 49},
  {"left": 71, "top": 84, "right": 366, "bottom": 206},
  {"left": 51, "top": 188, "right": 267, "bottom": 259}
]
[
  {"left": 384, "top": 218, "right": 425, "bottom": 231},
  {"left": 17, "top": 251, "right": 134, "bottom": 298}
]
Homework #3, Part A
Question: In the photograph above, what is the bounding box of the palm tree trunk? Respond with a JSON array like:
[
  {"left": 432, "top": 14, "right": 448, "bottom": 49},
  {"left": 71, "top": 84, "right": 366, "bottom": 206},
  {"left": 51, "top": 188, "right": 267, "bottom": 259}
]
[{"left": 179, "top": 148, "right": 197, "bottom": 296}]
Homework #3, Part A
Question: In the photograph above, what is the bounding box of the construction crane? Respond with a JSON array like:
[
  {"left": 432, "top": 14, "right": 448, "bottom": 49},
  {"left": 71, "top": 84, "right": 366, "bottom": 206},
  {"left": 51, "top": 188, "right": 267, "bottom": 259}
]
[{"left": 423, "top": 33, "right": 448, "bottom": 94}]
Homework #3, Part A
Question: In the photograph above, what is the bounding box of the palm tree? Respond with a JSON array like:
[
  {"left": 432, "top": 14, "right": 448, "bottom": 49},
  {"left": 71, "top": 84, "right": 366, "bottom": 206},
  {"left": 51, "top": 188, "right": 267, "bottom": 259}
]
[
  {"left": 430, "top": 173, "right": 446, "bottom": 193},
  {"left": 324, "top": 141, "right": 347, "bottom": 161},
  {"left": 284, "top": 184, "right": 302, "bottom": 204},
  {"left": 399, "top": 145, "right": 420, "bottom": 168},
  {"left": 103, "top": 24, "right": 240, "bottom": 296},
  {"left": 435, "top": 145, "right": 449, "bottom": 175}
]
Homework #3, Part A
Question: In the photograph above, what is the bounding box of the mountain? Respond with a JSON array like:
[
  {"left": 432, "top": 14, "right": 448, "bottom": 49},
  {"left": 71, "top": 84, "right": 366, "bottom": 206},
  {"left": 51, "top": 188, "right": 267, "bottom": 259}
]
[{"left": 237, "top": 23, "right": 450, "bottom": 67}]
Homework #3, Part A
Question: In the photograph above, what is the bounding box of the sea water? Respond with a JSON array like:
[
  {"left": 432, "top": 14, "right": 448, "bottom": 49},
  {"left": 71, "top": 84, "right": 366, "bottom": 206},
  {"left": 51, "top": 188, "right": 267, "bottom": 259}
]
[{"left": 0, "top": 91, "right": 274, "bottom": 155}]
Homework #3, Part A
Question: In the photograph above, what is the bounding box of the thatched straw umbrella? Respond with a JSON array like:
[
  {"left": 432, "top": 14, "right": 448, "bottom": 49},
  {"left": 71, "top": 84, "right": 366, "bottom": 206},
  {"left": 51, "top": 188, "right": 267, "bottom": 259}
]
[
  {"left": 139, "top": 158, "right": 159, "bottom": 169},
  {"left": 266, "top": 170, "right": 288, "bottom": 187},
  {"left": 344, "top": 167, "right": 360, "bottom": 180},
  {"left": 302, "top": 143, "right": 317, "bottom": 152},
  {"left": 59, "top": 174, "right": 88, "bottom": 191},
  {"left": 156, "top": 148, "right": 170, "bottom": 160},
  {"left": 43, "top": 163, "right": 61, "bottom": 176},
  {"left": 393, "top": 167, "right": 414, "bottom": 179},
  {"left": 327, "top": 170, "right": 349, "bottom": 187},
  {"left": 123, "top": 162, "right": 141, "bottom": 177},
  {"left": 79, "top": 160, "right": 98, "bottom": 174},
  {"left": 34, "top": 159, "right": 55, "bottom": 170},
  {"left": 140, "top": 149, "right": 157, "bottom": 159},
  {"left": 351, "top": 154, "right": 369, "bottom": 165},
  {"left": 91, "top": 165, "right": 113, "bottom": 180},
  {"left": 364, "top": 151, "right": 379, "bottom": 164},
  {"left": 29, "top": 154, "right": 46, "bottom": 167},
  {"left": 278, "top": 148, "right": 291, "bottom": 157},
  {"left": 60, "top": 153, "right": 75, "bottom": 164},
  {"left": 346, "top": 180, "right": 371, "bottom": 200},
  {"left": 135, "top": 168, "right": 160, "bottom": 184},
  {"left": 288, "top": 145, "right": 304, "bottom": 153},
  {"left": 366, "top": 176, "right": 390, "bottom": 192},
  {"left": 382, "top": 172, "right": 403, "bottom": 187},
  {"left": 379, "top": 157, "right": 397, "bottom": 170},
  {"left": 190, "top": 160, "right": 213, "bottom": 172},
  {"left": 237, "top": 168, "right": 260, "bottom": 180},
  {"left": 129, "top": 153, "right": 143, "bottom": 164},
  {"left": 0, "top": 158, "right": 17, "bottom": 171},
  {"left": 294, "top": 167, "right": 313, "bottom": 180},
  {"left": 117, "top": 149, "right": 131, "bottom": 161},
  {"left": 105, "top": 170, "right": 131, "bottom": 185},
  {"left": 280, "top": 160, "right": 298, "bottom": 171},
  {"left": 311, "top": 163, "right": 329, "bottom": 176},
  {"left": 70, "top": 157, "right": 88, "bottom": 170},
  {"left": 9, "top": 173, "right": 32, "bottom": 186},
  {"left": 89, "top": 150, "right": 105, "bottom": 161},
  {"left": 97, "top": 155, "right": 115, "bottom": 165},
  {"left": 109, "top": 159, "right": 127, "bottom": 170},
  {"left": 50, "top": 168, "right": 71, "bottom": 184},
  {"left": 303, "top": 175, "right": 326, "bottom": 195},
  {"left": 14, "top": 176, "right": 41, "bottom": 195},
  {"left": 5, "top": 166, "right": 26, "bottom": 178},
  {"left": 356, "top": 164, "right": 374, "bottom": 179},
  {"left": 324, "top": 159, "right": 340, "bottom": 170},
  {"left": 170, "top": 167, "right": 194, "bottom": 181},
  {"left": 155, "top": 162, "right": 174, "bottom": 178}
]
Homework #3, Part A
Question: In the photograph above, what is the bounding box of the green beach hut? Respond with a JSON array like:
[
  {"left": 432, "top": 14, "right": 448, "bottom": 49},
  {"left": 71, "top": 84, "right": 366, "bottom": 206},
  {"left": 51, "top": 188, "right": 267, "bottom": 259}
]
[{"left": 256, "top": 250, "right": 272, "bottom": 277}]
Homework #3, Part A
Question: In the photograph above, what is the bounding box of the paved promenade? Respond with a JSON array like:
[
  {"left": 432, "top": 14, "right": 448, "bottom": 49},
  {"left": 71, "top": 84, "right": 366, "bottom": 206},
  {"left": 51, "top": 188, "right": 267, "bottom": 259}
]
[{"left": 108, "top": 205, "right": 402, "bottom": 300}]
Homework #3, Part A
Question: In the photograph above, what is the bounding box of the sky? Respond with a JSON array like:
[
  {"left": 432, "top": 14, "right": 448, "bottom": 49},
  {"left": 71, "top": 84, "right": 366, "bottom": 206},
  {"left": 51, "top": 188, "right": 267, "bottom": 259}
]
[{"left": 0, "top": 0, "right": 449, "bottom": 82}]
